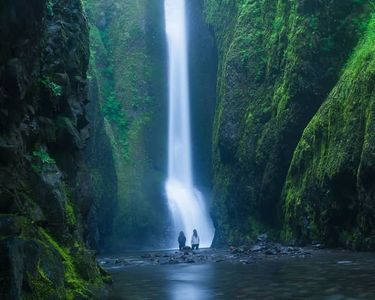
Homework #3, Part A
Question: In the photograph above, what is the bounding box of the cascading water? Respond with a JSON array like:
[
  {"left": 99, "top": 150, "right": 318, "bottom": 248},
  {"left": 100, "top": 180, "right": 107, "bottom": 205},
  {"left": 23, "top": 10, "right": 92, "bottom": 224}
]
[{"left": 164, "top": 0, "right": 214, "bottom": 248}]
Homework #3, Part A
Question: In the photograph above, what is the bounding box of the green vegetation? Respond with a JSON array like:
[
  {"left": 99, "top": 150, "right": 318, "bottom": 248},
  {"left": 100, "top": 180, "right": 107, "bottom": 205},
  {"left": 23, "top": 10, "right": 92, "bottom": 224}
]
[
  {"left": 103, "top": 93, "right": 127, "bottom": 128},
  {"left": 26, "top": 260, "right": 64, "bottom": 300},
  {"left": 39, "top": 228, "right": 94, "bottom": 299},
  {"left": 31, "top": 148, "right": 56, "bottom": 172},
  {"left": 32, "top": 149, "right": 55, "bottom": 165},
  {"left": 84, "top": 0, "right": 168, "bottom": 248},
  {"left": 0, "top": 0, "right": 109, "bottom": 297},
  {"left": 283, "top": 12, "right": 375, "bottom": 249},
  {"left": 203, "top": 0, "right": 374, "bottom": 245},
  {"left": 64, "top": 201, "right": 76, "bottom": 227},
  {"left": 40, "top": 76, "right": 62, "bottom": 97}
]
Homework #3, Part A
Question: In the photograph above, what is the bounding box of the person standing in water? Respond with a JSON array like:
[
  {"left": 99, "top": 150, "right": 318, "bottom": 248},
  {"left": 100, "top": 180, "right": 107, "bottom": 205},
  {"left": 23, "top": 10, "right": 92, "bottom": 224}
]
[
  {"left": 191, "top": 229, "right": 200, "bottom": 250},
  {"left": 178, "top": 231, "right": 186, "bottom": 250}
]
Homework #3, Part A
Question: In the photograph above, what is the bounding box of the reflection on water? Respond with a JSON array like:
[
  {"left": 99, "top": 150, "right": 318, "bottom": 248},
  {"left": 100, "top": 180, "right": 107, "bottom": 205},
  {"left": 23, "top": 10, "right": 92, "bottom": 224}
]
[
  {"left": 109, "top": 251, "right": 375, "bottom": 300},
  {"left": 168, "top": 264, "right": 214, "bottom": 300}
]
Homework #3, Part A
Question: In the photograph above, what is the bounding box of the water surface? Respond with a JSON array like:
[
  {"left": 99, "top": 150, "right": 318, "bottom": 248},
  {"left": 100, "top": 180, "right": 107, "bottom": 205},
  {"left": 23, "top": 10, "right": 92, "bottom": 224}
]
[{"left": 108, "top": 251, "right": 375, "bottom": 299}]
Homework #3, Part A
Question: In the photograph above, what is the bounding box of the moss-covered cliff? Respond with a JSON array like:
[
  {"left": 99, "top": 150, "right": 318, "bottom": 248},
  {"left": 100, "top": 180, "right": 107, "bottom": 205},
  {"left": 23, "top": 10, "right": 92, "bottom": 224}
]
[
  {"left": 284, "top": 12, "right": 375, "bottom": 250},
  {"left": 187, "top": 0, "right": 218, "bottom": 193},
  {"left": 0, "top": 0, "right": 108, "bottom": 298},
  {"left": 203, "top": 0, "right": 374, "bottom": 246},
  {"left": 84, "top": 0, "right": 169, "bottom": 249}
]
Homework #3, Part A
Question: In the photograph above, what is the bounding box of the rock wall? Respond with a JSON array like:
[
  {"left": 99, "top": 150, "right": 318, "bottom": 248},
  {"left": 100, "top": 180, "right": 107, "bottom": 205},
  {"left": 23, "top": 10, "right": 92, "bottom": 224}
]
[
  {"left": 187, "top": 0, "right": 217, "bottom": 194},
  {"left": 84, "top": 0, "right": 169, "bottom": 249},
  {"left": 284, "top": 13, "right": 375, "bottom": 249},
  {"left": 83, "top": 64, "right": 118, "bottom": 251},
  {"left": 203, "top": 0, "right": 374, "bottom": 247},
  {"left": 0, "top": 0, "right": 108, "bottom": 298}
]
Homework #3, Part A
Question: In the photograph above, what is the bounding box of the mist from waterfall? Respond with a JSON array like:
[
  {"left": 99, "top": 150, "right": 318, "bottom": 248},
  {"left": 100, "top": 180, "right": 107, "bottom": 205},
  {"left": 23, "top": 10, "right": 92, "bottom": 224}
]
[{"left": 164, "top": 0, "right": 215, "bottom": 248}]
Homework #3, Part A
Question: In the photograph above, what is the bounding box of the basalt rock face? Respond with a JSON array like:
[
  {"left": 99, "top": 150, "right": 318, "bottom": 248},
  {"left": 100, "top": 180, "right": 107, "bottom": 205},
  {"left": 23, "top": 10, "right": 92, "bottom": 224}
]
[
  {"left": 84, "top": 0, "right": 169, "bottom": 249},
  {"left": 187, "top": 0, "right": 217, "bottom": 195},
  {"left": 0, "top": 0, "right": 107, "bottom": 298},
  {"left": 284, "top": 14, "right": 375, "bottom": 250},
  {"left": 83, "top": 66, "right": 118, "bottom": 251},
  {"left": 203, "top": 0, "right": 374, "bottom": 246}
]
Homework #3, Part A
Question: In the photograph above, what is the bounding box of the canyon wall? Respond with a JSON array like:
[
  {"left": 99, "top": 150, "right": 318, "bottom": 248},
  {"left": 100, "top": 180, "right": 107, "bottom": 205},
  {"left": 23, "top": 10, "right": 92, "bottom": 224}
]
[
  {"left": 203, "top": 0, "right": 374, "bottom": 249},
  {"left": 0, "top": 0, "right": 108, "bottom": 298}
]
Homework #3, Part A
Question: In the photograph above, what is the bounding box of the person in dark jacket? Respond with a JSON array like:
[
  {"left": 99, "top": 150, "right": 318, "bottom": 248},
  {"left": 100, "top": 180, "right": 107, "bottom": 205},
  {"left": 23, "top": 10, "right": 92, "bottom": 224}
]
[{"left": 178, "top": 231, "right": 186, "bottom": 250}]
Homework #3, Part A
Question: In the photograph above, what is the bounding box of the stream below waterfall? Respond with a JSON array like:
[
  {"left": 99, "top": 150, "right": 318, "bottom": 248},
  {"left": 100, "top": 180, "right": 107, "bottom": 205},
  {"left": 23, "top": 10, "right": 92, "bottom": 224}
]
[{"left": 105, "top": 250, "right": 375, "bottom": 300}]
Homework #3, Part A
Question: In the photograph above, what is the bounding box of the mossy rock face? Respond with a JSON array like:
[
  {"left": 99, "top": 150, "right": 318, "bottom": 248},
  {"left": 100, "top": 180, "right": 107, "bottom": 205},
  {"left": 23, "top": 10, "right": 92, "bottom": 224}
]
[
  {"left": 283, "top": 13, "right": 375, "bottom": 250},
  {"left": 203, "top": 0, "right": 372, "bottom": 245},
  {"left": 0, "top": 225, "right": 106, "bottom": 299},
  {"left": 84, "top": 0, "right": 170, "bottom": 248},
  {"left": 187, "top": 0, "right": 218, "bottom": 192},
  {"left": 0, "top": 236, "right": 65, "bottom": 300},
  {"left": 0, "top": 0, "right": 107, "bottom": 298}
]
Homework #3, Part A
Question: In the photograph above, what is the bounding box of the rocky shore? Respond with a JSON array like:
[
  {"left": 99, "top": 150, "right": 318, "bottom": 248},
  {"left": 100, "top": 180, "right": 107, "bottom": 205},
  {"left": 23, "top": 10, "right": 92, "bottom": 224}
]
[{"left": 99, "top": 236, "right": 318, "bottom": 269}]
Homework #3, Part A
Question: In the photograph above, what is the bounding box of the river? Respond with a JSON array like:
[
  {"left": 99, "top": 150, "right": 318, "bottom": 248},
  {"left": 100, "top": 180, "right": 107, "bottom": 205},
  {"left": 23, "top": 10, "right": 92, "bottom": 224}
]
[{"left": 106, "top": 250, "right": 375, "bottom": 299}]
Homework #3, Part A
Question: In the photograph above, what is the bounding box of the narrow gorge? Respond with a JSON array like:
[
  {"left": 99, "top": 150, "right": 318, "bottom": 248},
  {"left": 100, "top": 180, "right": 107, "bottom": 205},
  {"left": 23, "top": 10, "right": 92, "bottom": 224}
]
[{"left": 0, "top": 0, "right": 374, "bottom": 299}]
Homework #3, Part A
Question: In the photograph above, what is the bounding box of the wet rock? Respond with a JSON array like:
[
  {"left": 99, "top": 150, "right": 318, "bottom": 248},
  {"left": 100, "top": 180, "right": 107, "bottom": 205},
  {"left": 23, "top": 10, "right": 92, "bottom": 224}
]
[
  {"left": 99, "top": 266, "right": 112, "bottom": 284},
  {"left": 0, "top": 215, "right": 26, "bottom": 237},
  {"left": 237, "top": 245, "right": 249, "bottom": 253},
  {"left": 0, "top": 0, "right": 105, "bottom": 297},
  {"left": 0, "top": 189, "right": 14, "bottom": 212},
  {"left": 241, "top": 259, "right": 253, "bottom": 265},
  {"left": 0, "top": 237, "right": 65, "bottom": 299},
  {"left": 312, "top": 243, "right": 325, "bottom": 249},
  {"left": 31, "top": 163, "right": 67, "bottom": 231},
  {"left": 265, "top": 249, "right": 277, "bottom": 255},
  {"left": 257, "top": 234, "right": 268, "bottom": 243},
  {"left": 0, "top": 140, "right": 17, "bottom": 165},
  {"left": 250, "top": 245, "right": 267, "bottom": 252},
  {"left": 168, "top": 258, "right": 178, "bottom": 264}
]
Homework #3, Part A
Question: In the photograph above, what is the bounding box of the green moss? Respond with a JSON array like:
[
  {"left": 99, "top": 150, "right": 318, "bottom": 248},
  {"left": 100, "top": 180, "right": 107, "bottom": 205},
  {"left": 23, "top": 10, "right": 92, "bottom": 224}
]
[
  {"left": 85, "top": 0, "right": 168, "bottom": 247},
  {"left": 40, "top": 76, "right": 62, "bottom": 97},
  {"left": 204, "top": 0, "right": 373, "bottom": 245},
  {"left": 283, "top": 12, "right": 375, "bottom": 249},
  {"left": 64, "top": 201, "right": 76, "bottom": 227},
  {"left": 30, "top": 148, "right": 56, "bottom": 173},
  {"left": 25, "top": 260, "right": 64, "bottom": 300},
  {"left": 39, "top": 229, "right": 94, "bottom": 299}
]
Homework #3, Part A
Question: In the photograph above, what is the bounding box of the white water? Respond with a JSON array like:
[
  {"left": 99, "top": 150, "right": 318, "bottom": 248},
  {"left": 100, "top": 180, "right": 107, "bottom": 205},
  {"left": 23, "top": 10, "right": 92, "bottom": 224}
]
[{"left": 164, "top": 0, "right": 214, "bottom": 248}]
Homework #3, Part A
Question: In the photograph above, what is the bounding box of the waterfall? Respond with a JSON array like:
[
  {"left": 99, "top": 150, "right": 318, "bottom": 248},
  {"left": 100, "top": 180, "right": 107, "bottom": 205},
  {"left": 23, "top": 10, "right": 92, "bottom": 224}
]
[{"left": 164, "top": 0, "right": 215, "bottom": 248}]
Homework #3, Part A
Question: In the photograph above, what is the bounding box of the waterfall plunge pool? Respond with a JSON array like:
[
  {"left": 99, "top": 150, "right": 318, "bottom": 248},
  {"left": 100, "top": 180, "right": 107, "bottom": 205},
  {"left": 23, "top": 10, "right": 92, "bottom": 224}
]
[{"left": 106, "top": 249, "right": 375, "bottom": 299}]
